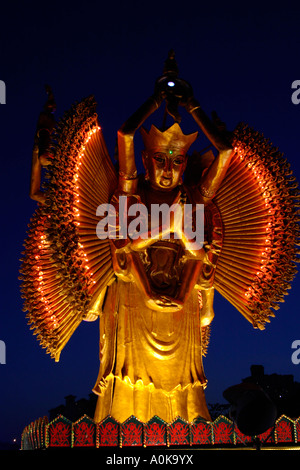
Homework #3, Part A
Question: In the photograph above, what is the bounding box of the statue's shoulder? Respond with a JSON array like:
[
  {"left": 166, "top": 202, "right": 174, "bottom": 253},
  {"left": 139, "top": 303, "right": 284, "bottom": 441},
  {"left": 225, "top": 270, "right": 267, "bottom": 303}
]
[{"left": 182, "top": 183, "right": 203, "bottom": 205}]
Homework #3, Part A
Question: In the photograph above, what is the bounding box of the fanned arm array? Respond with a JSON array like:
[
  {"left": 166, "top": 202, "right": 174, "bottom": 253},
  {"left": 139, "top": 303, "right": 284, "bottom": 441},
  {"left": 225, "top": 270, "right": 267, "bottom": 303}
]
[
  {"left": 214, "top": 123, "right": 300, "bottom": 329},
  {"left": 20, "top": 96, "right": 117, "bottom": 361}
]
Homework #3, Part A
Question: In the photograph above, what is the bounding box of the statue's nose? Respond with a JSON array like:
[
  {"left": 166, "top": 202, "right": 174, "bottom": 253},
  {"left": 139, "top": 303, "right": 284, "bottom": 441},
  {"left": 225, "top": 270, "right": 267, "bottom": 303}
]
[{"left": 163, "top": 159, "right": 172, "bottom": 176}]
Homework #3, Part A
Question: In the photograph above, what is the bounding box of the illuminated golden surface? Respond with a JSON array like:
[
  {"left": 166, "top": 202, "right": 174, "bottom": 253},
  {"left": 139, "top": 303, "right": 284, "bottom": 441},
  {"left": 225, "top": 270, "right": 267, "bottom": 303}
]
[
  {"left": 20, "top": 53, "right": 300, "bottom": 428},
  {"left": 93, "top": 280, "right": 210, "bottom": 423}
]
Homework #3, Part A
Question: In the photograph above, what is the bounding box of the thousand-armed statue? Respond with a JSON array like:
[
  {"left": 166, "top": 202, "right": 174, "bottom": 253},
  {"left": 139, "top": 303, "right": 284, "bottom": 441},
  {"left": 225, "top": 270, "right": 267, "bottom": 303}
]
[{"left": 20, "top": 52, "right": 300, "bottom": 424}]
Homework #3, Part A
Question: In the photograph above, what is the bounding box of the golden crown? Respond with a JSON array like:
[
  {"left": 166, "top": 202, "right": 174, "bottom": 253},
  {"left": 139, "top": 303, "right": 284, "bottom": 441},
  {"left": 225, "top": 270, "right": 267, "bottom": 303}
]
[{"left": 140, "top": 123, "right": 198, "bottom": 154}]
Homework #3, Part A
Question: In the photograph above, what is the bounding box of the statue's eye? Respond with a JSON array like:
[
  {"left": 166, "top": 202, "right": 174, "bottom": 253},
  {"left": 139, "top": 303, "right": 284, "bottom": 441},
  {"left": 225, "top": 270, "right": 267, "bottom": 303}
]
[
  {"left": 174, "top": 158, "right": 184, "bottom": 165},
  {"left": 153, "top": 156, "right": 165, "bottom": 164}
]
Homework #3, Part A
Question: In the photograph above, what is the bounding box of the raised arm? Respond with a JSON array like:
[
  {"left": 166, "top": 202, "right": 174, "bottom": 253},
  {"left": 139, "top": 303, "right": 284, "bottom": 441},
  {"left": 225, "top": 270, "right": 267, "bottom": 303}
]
[
  {"left": 149, "top": 52, "right": 233, "bottom": 202},
  {"left": 30, "top": 145, "right": 46, "bottom": 204},
  {"left": 117, "top": 94, "right": 162, "bottom": 193},
  {"left": 184, "top": 95, "right": 233, "bottom": 201},
  {"left": 30, "top": 85, "right": 56, "bottom": 204}
]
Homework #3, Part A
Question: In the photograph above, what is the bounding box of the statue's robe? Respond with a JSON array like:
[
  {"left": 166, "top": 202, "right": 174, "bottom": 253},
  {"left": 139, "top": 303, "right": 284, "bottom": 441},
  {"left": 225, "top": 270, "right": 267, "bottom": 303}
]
[
  {"left": 93, "top": 278, "right": 211, "bottom": 423},
  {"left": 92, "top": 182, "right": 222, "bottom": 423}
]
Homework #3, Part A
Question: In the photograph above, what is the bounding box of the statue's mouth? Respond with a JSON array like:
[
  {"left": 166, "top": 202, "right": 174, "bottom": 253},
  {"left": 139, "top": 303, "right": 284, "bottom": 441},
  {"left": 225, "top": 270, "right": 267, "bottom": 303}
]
[{"left": 160, "top": 176, "right": 172, "bottom": 186}]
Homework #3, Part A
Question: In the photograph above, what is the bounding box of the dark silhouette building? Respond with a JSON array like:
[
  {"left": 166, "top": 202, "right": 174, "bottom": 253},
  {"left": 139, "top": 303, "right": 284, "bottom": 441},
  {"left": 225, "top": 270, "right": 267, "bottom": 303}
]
[
  {"left": 49, "top": 393, "right": 97, "bottom": 422},
  {"left": 242, "top": 365, "right": 300, "bottom": 418}
]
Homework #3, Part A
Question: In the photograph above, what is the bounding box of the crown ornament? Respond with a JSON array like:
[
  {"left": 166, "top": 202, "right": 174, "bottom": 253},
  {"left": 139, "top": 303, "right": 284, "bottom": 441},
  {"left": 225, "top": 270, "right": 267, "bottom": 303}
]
[{"left": 140, "top": 123, "right": 198, "bottom": 154}]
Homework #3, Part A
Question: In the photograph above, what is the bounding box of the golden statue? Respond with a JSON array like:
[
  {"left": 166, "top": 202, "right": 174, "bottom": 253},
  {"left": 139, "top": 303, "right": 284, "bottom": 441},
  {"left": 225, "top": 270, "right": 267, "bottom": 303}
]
[{"left": 20, "top": 51, "right": 300, "bottom": 426}]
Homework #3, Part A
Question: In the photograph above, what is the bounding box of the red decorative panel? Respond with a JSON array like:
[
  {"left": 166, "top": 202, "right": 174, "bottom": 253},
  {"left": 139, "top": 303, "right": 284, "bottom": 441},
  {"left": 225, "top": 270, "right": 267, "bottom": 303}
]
[
  {"left": 212, "top": 416, "right": 234, "bottom": 445},
  {"left": 98, "top": 416, "right": 120, "bottom": 446},
  {"left": 167, "top": 417, "right": 190, "bottom": 446},
  {"left": 257, "top": 426, "right": 275, "bottom": 444},
  {"left": 275, "top": 416, "right": 295, "bottom": 444},
  {"left": 23, "top": 413, "right": 300, "bottom": 449},
  {"left": 144, "top": 416, "right": 167, "bottom": 446},
  {"left": 121, "top": 416, "right": 143, "bottom": 446},
  {"left": 191, "top": 418, "right": 213, "bottom": 445},
  {"left": 47, "top": 415, "right": 72, "bottom": 447},
  {"left": 73, "top": 415, "right": 96, "bottom": 447},
  {"left": 234, "top": 424, "right": 252, "bottom": 445}
]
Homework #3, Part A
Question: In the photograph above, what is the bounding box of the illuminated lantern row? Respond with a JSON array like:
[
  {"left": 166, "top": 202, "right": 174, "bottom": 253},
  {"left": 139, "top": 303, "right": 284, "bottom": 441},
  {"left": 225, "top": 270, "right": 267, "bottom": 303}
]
[
  {"left": 214, "top": 123, "right": 300, "bottom": 329},
  {"left": 20, "top": 96, "right": 117, "bottom": 361}
]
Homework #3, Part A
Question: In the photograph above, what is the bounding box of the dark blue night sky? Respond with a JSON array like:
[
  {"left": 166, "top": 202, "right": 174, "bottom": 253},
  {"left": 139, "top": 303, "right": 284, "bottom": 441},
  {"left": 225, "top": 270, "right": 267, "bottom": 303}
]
[{"left": 1, "top": 0, "right": 300, "bottom": 446}]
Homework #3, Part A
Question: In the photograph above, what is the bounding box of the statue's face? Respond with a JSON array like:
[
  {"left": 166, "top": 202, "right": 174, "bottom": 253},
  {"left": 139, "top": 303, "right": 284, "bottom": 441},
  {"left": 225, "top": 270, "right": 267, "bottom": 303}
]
[{"left": 143, "top": 149, "right": 187, "bottom": 190}]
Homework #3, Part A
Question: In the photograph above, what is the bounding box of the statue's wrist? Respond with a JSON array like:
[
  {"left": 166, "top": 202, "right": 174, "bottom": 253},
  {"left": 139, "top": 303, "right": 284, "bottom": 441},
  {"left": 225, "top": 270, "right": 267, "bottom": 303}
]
[
  {"left": 151, "top": 93, "right": 163, "bottom": 109},
  {"left": 118, "top": 172, "right": 138, "bottom": 193},
  {"left": 186, "top": 97, "right": 201, "bottom": 114}
]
